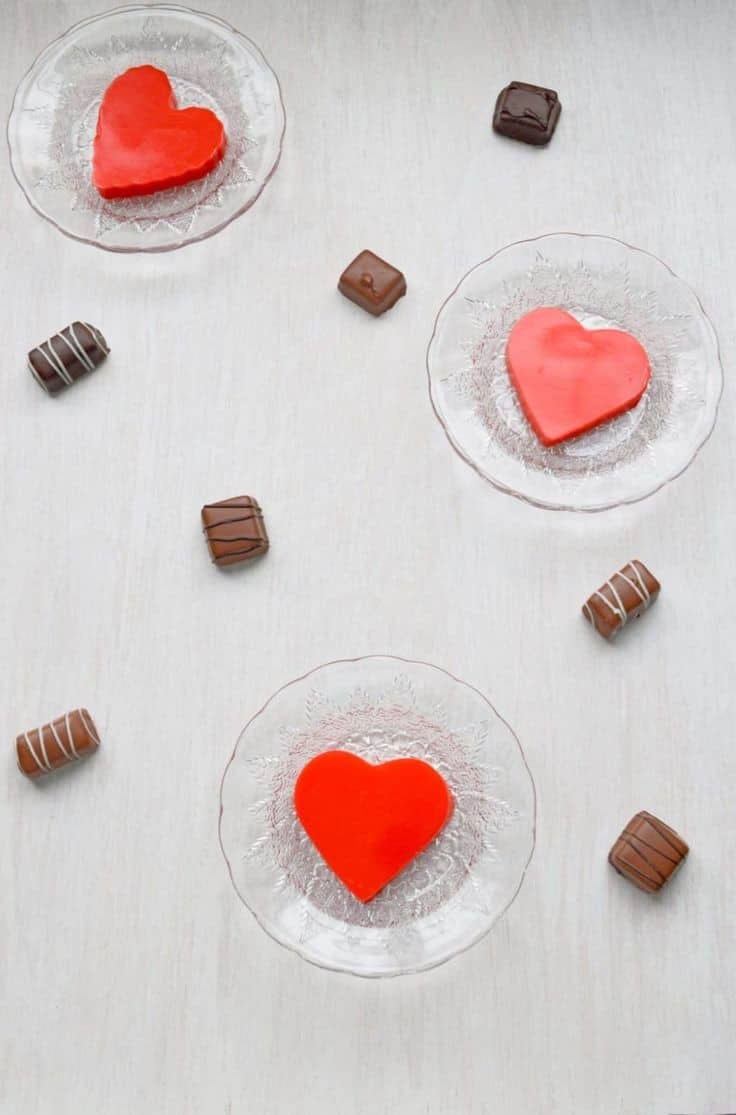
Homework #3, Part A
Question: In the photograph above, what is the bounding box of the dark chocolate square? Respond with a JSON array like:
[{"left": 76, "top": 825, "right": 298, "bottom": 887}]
[
  {"left": 493, "top": 81, "right": 561, "bottom": 145},
  {"left": 609, "top": 811, "right": 689, "bottom": 893},
  {"left": 201, "top": 496, "right": 269, "bottom": 568},
  {"left": 338, "top": 250, "right": 406, "bottom": 316}
]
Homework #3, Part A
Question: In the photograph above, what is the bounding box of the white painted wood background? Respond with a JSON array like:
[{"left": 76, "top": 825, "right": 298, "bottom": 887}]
[{"left": 1, "top": 1, "right": 734, "bottom": 1112}]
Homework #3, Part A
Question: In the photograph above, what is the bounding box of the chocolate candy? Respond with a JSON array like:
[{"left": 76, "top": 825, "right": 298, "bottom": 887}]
[
  {"left": 338, "top": 250, "right": 406, "bottom": 316},
  {"left": 28, "top": 322, "right": 109, "bottom": 396},
  {"left": 583, "top": 560, "right": 660, "bottom": 640},
  {"left": 201, "top": 495, "right": 269, "bottom": 567},
  {"left": 493, "top": 81, "right": 561, "bottom": 145},
  {"left": 17, "top": 708, "right": 100, "bottom": 779},
  {"left": 609, "top": 811, "right": 689, "bottom": 893}
]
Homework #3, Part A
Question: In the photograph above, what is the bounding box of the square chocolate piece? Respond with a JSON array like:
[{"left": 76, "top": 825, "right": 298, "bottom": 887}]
[
  {"left": 338, "top": 250, "right": 406, "bottom": 316},
  {"left": 609, "top": 811, "right": 689, "bottom": 893},
  {"left": 493, "top": 81, "right": 561, "bottom": 145},
  {"left": 201, "top": 496, "right": 269, "bottom": 568},
  {"left": 583, "top": 559, "right": 660, "bottom": 640}
]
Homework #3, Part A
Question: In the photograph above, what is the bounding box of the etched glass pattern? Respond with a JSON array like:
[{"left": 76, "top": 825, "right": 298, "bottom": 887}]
[
  {"left": 427, "top": 234, "right": 722, "bottom": 511},
  {"left": 220, "top": 657, "right": 536, "bottom": 977},
  {"left": 7, "top": 5, "right": 285, "bottom": 251}
]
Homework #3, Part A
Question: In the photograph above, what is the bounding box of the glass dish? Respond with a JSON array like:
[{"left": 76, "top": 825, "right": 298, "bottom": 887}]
[
  {"left": 219, "top": 656, "right": 536, "bottom": 977},
  {"left": 427, "top": 233, "right": 722, "bottom": 511},
  {"left": 7, "top": 4, "right": 285, "bottom": 252}
]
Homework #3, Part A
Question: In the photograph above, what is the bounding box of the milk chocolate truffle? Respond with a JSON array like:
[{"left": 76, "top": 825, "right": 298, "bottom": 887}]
[
  {"left": 493, "top": 81, "right": 561, "bottom": 145},
  {"left": 609, "top": 811, "right": 689, "bottom": 893},
  {"left": 201, "top": 495, "right": 269, "bottom": 567},
  {"left": 338, "top": 250, "right": 406, "bottom": 316},
  {"left": 583, "top": 560, "right": 660, "bottom": 640},
  {"left": 17, "top": 708, "right": 100, "bottom": 779},
  {"left": 28, "top": 322, "right": 109, "bottom": 396}
]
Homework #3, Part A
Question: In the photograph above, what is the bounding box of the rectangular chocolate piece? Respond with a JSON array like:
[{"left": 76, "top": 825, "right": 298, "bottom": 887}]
[
  {"left": 28, "top": 321, "right": 109, "bottom": 396},
  {"left": 338, "top": 250, "right": 406, "bottom": 316},
  {"left": 201, "top": 495, "right": 269, "bottom": 567},
  {"left": 609, "top": 811, "right": 689, "bottom": 893},
  {"left": 17, "top": 708, "right": 100, "bottom": 779},
  {"left": 583, "top": 560, "right": 660, "bottom": 640},
  {"left": 493, "top": 81, "right": 561, "bottom": 145}
]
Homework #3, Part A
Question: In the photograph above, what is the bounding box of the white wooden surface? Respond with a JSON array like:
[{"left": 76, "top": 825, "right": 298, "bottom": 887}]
[{"left": 1, "top": 1, "right": 734, "bottom": 1112}]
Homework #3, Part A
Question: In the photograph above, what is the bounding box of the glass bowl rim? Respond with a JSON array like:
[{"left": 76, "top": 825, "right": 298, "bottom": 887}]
[
  {"left": 6, "top": 2, "right": 287, "bottom": 254},
  {"left": 426, "top": 231, "right": 724, "bottom": 513},
  {"left": 218, "top": 653, "right": 537, "bottom": 977}
]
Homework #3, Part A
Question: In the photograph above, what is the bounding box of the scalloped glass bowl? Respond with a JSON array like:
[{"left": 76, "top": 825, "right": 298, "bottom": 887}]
[
  {"left": 219, "top": 656, "right": 536, "bottom": 977},
  {"left": 7, "top": 4, "right": 285, "bottom": 251},
  {"left": 427, "top": 234, "right": 722, "bottom": 511}
]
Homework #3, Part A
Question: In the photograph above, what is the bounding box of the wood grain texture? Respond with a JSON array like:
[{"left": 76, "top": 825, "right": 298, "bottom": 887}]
[{"left": 1, "top": 1, "right": 734, "bottom": 1112}]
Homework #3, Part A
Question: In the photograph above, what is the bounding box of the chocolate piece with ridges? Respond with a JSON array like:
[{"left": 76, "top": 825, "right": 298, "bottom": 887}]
[
  {"left": 201, "top": 495, "right": 269, "bottom": 567},
  {"left": 493, "top": 81, "right": 561, "bottom": 145},
  {"left": 609, "top": 811, "right": 689, "bottom": 893},
  {"left": 338, "top": 250, "right": 406, "bottom": 316},
  {"left": 17, "top": 708, "right": 100, "bottom": 779},
  {"left": 28, "top": 322, "right": 110, "bottom": 396},
  {"left": 583, "top": 559, "right": 660, "bottom": 640}
]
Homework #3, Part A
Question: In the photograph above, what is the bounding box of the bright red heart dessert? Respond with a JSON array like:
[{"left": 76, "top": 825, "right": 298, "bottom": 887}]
[
  {"left": 294, "top": 751, "right": 454, "bottom": 902},
  {"left": 506, "top": 307, "right": 651, "bottom": 446},
  {"left": 92, "top": 65, "right": 226, "bottom": 199}
]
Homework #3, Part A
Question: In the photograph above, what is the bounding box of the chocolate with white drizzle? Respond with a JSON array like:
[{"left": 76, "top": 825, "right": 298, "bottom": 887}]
[
  {"left": 582, "top": 560, "right": 660, "bottom": 640},
  {"left": 16, "top": 708, "right": 100, "bottom": 779},
  {"left": 28, "top": 321, "right": 109, "bottom": 396},
  {"left": 201, "top": 495, "right": 269, "bottom": 567}
]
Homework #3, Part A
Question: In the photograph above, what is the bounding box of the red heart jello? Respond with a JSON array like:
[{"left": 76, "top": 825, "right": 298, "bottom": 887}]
[
  {"left": 92, "top": 65, "right": 226, "bottom": 199},
  {"left": 506, "top": 307, "right": 651, "bottom": 446},
  {"left": 294, "top": 750, "right": 454, "bottom": 902}
]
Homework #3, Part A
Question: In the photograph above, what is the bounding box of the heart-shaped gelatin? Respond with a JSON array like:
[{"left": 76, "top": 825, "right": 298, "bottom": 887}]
[
  {"left": 92, "top": 65, "right": 226, "bottom": 199},
  {"left": 294, "top": 751, "right": 453, "bottom": 902},
  {"left": 506, "top": 307, "right": 651, "bottom": 446}
]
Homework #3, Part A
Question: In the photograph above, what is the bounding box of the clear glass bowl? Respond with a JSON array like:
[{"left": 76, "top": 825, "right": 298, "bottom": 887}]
[
  {"left": 427, "top": 234, "right": 722, "bottom": 511},
  {"left": 7, "top": 4, "right": 285, "bottom": 252},
  {"left": 219, "top": 656, "right": 536, "bottom": 977}
]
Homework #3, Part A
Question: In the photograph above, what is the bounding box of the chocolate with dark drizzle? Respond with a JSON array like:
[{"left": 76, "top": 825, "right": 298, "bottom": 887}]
[
  {"left": 201, "top": 495, "right": 269, "bottom": 567},
  {"left": 609, "top": 811, "right": 689, "bottom": 893}
]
